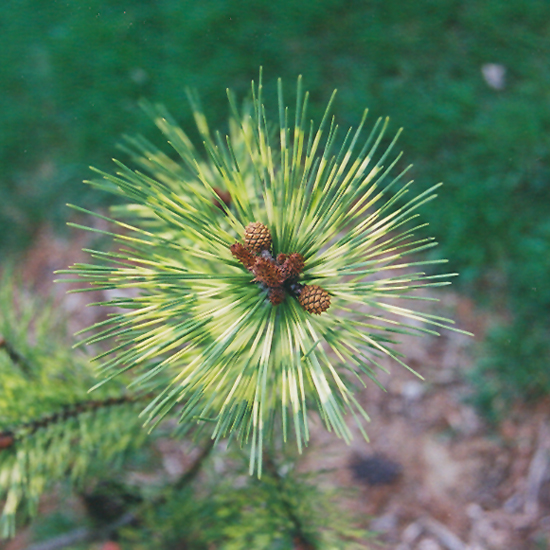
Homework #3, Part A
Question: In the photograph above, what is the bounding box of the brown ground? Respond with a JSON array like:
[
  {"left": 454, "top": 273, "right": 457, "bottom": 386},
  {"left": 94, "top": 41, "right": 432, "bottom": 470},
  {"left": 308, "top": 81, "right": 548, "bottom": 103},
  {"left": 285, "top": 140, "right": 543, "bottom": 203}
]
[{"left": 3, "top": 227, "right": 550, "bottom": 550}]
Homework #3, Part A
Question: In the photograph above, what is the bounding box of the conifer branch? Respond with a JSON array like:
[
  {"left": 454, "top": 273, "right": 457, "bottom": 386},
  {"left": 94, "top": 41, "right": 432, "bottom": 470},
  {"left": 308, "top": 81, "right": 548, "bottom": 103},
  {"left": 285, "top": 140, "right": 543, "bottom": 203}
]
[
  {"left": 172, "top": 439, "right": 215, "bottom": 491},
  {"left": 0, "top": 393, "right": 153, "bottom": 451},
  {"left": 0, "top": 392, "right": 152, "bottom": 538}
]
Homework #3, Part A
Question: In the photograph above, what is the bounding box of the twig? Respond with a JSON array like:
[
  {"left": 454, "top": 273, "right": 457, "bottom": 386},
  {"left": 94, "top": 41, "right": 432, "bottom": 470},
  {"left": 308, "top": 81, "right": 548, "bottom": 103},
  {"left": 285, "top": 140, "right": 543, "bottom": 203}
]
[
  {"left": 263, "top": 454, "right": 317, "bottom": 550},
  {"left": 24, "top": 526, "right": 91, "bottom": 550},
  {"left": 172, "top": 439, "right": 215, "bottom": 491},
  {"left": 419, "top": 516, "right": 466, "bottom": 550},
  {"left": 0, "top": 335, "right": 33, "bottom": 377},
  {"left": 524, "top": 422, "right": 550, "bottom": 517}
]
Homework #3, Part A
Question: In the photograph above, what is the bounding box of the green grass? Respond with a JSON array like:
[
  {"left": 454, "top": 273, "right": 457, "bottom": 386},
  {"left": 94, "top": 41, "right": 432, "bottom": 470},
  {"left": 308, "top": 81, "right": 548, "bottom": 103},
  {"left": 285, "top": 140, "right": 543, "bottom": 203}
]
[{"left": 2, "top": 0, "right": 550, "bottom": 413}]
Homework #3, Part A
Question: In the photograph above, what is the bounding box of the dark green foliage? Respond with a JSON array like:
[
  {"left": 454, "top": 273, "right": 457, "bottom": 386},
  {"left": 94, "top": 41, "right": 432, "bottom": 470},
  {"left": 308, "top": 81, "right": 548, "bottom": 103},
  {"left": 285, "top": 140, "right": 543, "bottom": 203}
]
[
  {"left": 30, "top": 503, "right": 84, "bottom": 545},
  {"left": 469, "top": 218, "right": 550, "bottom": 419},
  {"left": 470, "top": 320, "right": 550, "bottom": 422},
  {"left": 2, "top": 0, "right": 550, "bottom": 269}
]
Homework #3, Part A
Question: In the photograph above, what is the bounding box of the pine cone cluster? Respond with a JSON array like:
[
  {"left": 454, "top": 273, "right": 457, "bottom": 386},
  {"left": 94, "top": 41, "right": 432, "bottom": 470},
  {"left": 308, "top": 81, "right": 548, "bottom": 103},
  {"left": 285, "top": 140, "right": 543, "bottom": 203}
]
[{"left": 230, "top": 222, "right": 330, "bottom": 313}]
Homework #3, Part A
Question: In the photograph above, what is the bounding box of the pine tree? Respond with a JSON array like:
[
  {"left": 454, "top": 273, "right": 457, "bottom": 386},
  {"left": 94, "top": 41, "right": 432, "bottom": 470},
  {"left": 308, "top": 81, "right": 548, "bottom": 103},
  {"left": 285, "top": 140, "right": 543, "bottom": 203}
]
[{"left": 0, "top": 72, "right": 466, "bottom": 547}]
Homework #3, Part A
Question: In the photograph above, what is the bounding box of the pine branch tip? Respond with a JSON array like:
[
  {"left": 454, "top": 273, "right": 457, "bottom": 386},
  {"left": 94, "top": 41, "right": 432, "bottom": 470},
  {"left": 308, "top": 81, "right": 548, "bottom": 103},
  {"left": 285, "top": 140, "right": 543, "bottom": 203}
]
[{"left": 49, "top": 72, "right": 467, "bottom": 474}]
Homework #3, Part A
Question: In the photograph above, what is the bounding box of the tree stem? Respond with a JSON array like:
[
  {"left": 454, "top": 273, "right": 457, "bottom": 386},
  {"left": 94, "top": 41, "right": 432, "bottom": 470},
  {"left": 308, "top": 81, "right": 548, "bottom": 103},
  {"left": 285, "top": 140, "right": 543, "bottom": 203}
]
[{"left": 263, "top": 454, "right": 317, "bottom": 550}]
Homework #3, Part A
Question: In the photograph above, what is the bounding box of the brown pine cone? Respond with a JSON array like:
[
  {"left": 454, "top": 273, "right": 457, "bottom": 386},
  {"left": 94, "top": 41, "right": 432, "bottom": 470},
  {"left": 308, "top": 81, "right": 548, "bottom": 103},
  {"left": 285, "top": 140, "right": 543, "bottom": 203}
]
[
  {"left": 268, "top": 287, "right": 286, "bottom": 306},
  {"left": 280, "top": 253, "right": 305, "bottom": 280},
  {"left": 297, "top": 284, "right": 331, "bottom": 314},
  {"left": 230, "top": 242, "right": 256, "bottom": 269},
  {"left": 212, "top": 187, "right": 232, "bottom": 210},
  {"left": 244, "top": 222, "right": 272, "bottom": 253},
  {"left": 251, "top": 257, "right": 284, "bottom": 287}
]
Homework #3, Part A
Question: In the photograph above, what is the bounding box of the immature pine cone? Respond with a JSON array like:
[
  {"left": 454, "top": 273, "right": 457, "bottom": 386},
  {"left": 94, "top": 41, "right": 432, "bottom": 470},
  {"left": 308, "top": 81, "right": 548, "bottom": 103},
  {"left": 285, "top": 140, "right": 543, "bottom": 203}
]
[
  {"left": 230, "top": 242, "right": 256, "bottom": 269},
  {"left": 0, "top": 432, "right": 14, "bottom": 450},
  {"left": 279, "top": 253, "right": 305, "bottom": 280},
  {"left": 244, "top": 222, "right": 271, "bottom": 253},
  {"left": 251, "top": 257, "right": 284, "bottom": 287},
  {"left": 268, "top": 286, "right": 286, "bottom": 306},
  {"left": 297, "top": 284, "right": 331, "bottom": 314}
]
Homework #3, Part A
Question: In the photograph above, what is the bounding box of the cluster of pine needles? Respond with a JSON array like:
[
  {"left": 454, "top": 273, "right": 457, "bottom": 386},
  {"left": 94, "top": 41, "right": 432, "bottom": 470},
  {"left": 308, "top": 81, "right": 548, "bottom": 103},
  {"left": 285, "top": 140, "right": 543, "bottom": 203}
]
[{"left": 56, "top": 72, "right": 465, "bottom": 475}]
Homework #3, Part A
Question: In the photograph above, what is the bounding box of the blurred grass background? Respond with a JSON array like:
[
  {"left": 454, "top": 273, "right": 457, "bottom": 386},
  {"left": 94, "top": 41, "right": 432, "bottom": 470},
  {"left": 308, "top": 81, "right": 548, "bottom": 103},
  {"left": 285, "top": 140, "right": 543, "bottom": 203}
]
[{"left": 1, "top": 0, "right": 549, "bottom": 416}]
